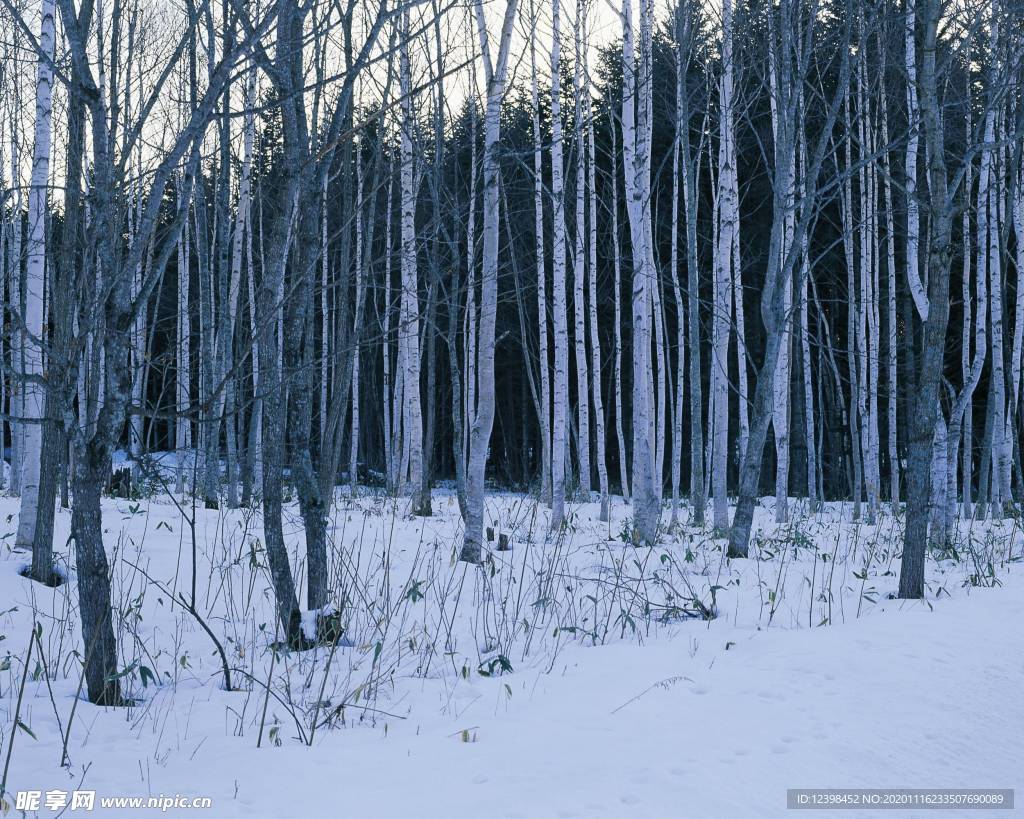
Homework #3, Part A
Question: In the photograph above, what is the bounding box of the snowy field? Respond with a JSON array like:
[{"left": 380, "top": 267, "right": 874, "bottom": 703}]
[{"left": 1, "top": 484, "right": 1022, "bottom": 818}]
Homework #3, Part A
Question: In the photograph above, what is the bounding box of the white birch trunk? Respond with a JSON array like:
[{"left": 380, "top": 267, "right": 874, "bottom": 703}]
[
  {"left": 878, "top": 55, "right": 900, "bottom": 506},
  {"left": 929, "top": 410, "right": 947, "bottom": 540},
  {"left": 461, "top": 0, "right": 519, "bottom": 560},
  {"left": 572, "top": 16, "right": 591, "bottom": 497},
  {"left": 979, "top": 54, "right": 1007, "bottom": 516},
  {"left": 530, "top": 16, "right": 553, "bottom": 506},
  {"left": 247, "top": 185, "right": 263, "bottom": 497},
  {"left": 840, "top": 97, "right": 863, "bottom": 519},
  {"left": 731, "top": 137, "right": 747, "bottom": 472},
  {"left": 856, "top": 53, "right": 879, "bottom": 523},
  {"left": 797, "top": 127, "right": 816, "bottom": 509},
  {"left": 176, "top": 187, "right": 192, "bottom": 496},
  {"left": 9, "top": 135, "right": 23, "bottom": 497},
  {"left": 399, "top": 14, "right": 428, "bottom": 515},
  {"left": 799, "top": 243, "right": 815, "bottom": 508},
  {"left": 550, "top": 0, "right": 571, "bottom": 530},
  {"left": 959, "top": 137, "right": 974, "bottom": 519},
  {"left": 905, "top": 0, "right": 928, "bottom": 321},
  {"left": 350, "top": 139, "right": 366, "bottom": 492},
  {"left": 994, "top": 111, "right": 1013, "bottom": 507},
  {"left": 669, "top": 26, "right": 685, "bottom": 526},
  {"left": 621, "top": 0, "right": 660, "bottom": 543},
  {"left": 465, "top": 105, "right": 478, "bottom": 467},
  {"left": 586, "top": 81, "right": 609, "bottom": 521},
  {"left": 610, "top": 121, "right": 630, "bottom": 502},
  {"left": 382, "top": 168, "right": 397, "bottom": 492},
  {"left": 653, "top": 269, "right": 668, "bottom": 492},
  {"left": 767, "top": 40, "right": 792, "bottom": 524},
  {"left": 1011, "top": 149, "right": 1024, "bottom": 504},
  {"left": 15, "top": 0, "right": 56, "bottom": 549},
  {"left": 320, "top": 176, "right": 330, "bottom": 446},
  {"left": 222, "top": 72, "right": 254, "bottom": 508},
  {"left": 10, "top": 164, "right": 23, "bottom": 497},
  {"left": 129, "top": 187, "right": 146, "bottom": 476},
  {"left": 712, "top": 0, "right": 737, "bottom": 530},
  {"left": 944, "top": 121, "right": 986, "bottom": 534}
]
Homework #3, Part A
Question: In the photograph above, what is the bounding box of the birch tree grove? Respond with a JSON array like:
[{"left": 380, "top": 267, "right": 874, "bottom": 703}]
[
  {"left": 727, "top": 0, "right": 852, "bottom": 559},
  {"left": 1, "top": 0, "right": 1022, "bottom": 714}
]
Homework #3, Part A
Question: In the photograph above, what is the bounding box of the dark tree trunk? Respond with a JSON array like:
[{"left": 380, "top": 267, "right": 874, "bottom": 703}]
[
  {"left": 71, "top": 456, "right": 125, "bottom": 705},
  {"left": 286, "top": 204, "right": 330, "bottom": 614},
  {"left": 29, "top": 0, "right": 94, "bottom": 586},
  {"left": 899, "top": 0, "right": 954, "bottom": 599}
]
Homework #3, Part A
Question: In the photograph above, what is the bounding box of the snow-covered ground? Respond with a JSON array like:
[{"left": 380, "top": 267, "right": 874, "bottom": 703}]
[{"left": 1, "top": 486, "right": 1022, "bottom": 817}]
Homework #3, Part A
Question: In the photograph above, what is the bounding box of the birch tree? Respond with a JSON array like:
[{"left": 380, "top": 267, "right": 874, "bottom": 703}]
[
  {"left": 176, "top": 191, "right": 192, "bottom": 497},
  {"left": 549, "top": 0, "right": 571, "bottom": 531},
  {"left": 904, "top": 0, "right": 928, "bottom": 321},
  {"left": 572, "top": 10, "right": 591, "bottom": 497},
  {"left": 529, "top": 0, "right": 552, "bottom": 506},
  {"left": 399, "top": 12, "right": 430, "bottom": 516},
  {"left": 586, "top": 75, "right": 609, "bottom": 521},
  {"left": 677, "top": 0, "right": 705, "bottom": 524},
  {"left": 610, "top": 117, "right": 630, "bottom": 502},
  {"left": 459, "top": 0, "right": 518, "bottom": 562},
  {"left": 712, "top": 0, "right": 737, "bottom": 530},
  {"left": 621, "top": 0, "right": 660, "bottom": 545},
  {"left": 15, "top": 0, "right": 56, "bottom": 579},
  {"left": 669, "top": 10, "right": 686, "bottom": 527}
]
